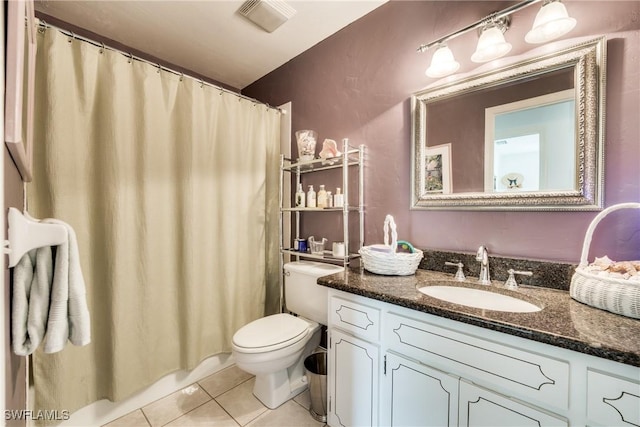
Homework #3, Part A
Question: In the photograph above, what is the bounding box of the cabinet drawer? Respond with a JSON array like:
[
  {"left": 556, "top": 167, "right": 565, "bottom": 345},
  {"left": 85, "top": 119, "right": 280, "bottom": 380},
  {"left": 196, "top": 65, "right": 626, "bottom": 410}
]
[
  {"left": 385, "top": 312, "right": 569, "bottom": 411},
  {"left": 459, "top": 380, "right": 567, "bottom": 427},
  {"left": 587, "top": 369, "right": 640, "bottom": 426},
  {"left": 330, "top": 296, "right": 380, "bottom": 342}
]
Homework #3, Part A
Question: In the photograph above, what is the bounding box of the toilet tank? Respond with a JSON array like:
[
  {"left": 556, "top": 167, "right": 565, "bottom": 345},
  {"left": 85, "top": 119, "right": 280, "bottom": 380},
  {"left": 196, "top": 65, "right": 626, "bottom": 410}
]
[{"left": 284, "top": 261, "right": 344, "bottom": 325}]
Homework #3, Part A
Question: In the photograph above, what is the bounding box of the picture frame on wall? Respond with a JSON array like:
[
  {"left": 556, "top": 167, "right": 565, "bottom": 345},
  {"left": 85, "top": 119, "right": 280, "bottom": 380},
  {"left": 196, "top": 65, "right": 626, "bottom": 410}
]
[
  {"left": 5, "top": 0, "right": 36, "bottom": 182},
  {"left": 424, "top": 143, "right": 452, "bottom": 194}
]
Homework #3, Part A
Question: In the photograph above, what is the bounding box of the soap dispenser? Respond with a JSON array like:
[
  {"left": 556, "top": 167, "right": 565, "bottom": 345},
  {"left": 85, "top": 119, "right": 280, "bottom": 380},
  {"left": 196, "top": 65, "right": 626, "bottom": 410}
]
[
  {"left": 295, "top": 183, "right": 305, "bottom": 208},
  {"left": 307, "top": 185, "right": 317, "bottom": 208}
]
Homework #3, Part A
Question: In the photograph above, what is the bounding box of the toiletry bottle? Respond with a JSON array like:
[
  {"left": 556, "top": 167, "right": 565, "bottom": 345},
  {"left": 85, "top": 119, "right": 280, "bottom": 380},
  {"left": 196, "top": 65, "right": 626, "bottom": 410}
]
[
  {"left": 326, "top": 191, "right": 333, "bottom": 208},
  {"left": 317, "top": 185, "right": 327, "bottom": 208},
  {"left": 334, "top": 187, "right": 344, "bottom": 208},
  {"left": 295, "top": 183, "right": 305, "bottom": 208},
  {"left": 307, "top": 185, "right": 317, "bottom": 208}
]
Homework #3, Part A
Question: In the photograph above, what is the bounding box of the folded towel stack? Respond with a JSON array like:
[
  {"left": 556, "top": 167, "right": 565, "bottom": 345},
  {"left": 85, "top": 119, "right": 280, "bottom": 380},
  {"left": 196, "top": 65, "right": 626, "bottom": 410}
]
[{"left": 11, "top": 218, "right": 91, "bottom": 356}]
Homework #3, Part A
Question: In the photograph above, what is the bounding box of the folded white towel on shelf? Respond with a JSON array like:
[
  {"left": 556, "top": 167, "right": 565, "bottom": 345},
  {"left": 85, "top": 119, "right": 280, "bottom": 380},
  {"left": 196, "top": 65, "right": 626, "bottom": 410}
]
[
  {"left": 10, "top": 217, "right": 91, "bottom": 355},
  {"left": 12, "top": 248, "right": 53, "bottom": 356},
  {"left": 42, "top": 218, "right": 91, "bottom": 353}
]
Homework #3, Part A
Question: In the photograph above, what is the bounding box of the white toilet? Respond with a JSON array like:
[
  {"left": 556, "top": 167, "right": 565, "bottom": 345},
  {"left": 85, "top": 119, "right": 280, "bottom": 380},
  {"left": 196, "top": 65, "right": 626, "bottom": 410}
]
[{"left": 232, "top": 261, "right": 344, "bottom": 409}]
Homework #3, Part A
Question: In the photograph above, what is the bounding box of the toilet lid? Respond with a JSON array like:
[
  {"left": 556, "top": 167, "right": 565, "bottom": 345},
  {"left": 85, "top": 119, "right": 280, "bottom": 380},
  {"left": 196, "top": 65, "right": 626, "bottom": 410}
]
[{"left": 233, "top": 313, "right": 309, "bottom": 351}]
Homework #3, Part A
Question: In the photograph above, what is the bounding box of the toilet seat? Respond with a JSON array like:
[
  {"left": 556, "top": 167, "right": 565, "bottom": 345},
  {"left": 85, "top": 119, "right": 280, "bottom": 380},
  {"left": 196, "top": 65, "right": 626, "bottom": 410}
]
[{"left": 232, "top": 313, "right": 310, "bottom": 354}]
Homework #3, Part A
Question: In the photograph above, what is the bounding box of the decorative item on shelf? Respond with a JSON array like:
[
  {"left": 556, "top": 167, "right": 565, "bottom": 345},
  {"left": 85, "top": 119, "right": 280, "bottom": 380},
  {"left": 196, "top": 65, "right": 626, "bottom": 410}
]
[
  {"left": 332, "top": 242, "right": 345, "bottom": 257},
  {"left": 308, "top": 236, "right": 327, "bottom": 255},
  {"left": 359, "top": 215, "right": 424, "bottom": 276},
  {"left": 296, "top": 238, "right": 308, "bottom": 253},
  {"left": 307, "top": 185, "right": 316, "bottom": 208},
  {"left": 570, "top": 203, "right": 640, "bottom": 319},
  {"left": 326, "top": 191, "right": 333, "bottom": 208},
  {"left": 319, "top": 139, "right": 341, "bottom": 165},
  {"left": 317, "top": 185, "right": 328, "bottom": 208},
  {"left": 333, "top": 187, "right": 344, "bottom": 208},
  {"left": 295, "top": 183, "right": 306, "bottom": 208},
  {"left": 295, "top": 130, "right": 317, "bottom": 162}
]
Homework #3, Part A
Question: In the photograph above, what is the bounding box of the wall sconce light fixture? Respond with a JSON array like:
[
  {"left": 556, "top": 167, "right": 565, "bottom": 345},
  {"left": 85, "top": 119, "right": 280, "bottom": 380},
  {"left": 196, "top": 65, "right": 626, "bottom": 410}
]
[
  {"left": 525, "top": 0, "right": 577, "bottom": 44},
  {"left": 426, "top": 44, "right": 460, "bottom": 78},
  {"left": 471, "top": 17, "right": 512, "bottom": 63},
  {"left": 418, "top": 0, "right": 576, "bottom": 78}
]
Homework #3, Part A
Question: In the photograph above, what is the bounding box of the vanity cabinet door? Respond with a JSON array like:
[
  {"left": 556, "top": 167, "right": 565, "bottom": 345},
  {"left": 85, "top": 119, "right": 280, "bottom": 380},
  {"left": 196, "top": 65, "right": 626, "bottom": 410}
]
[
  {"left": 459, "top": 381, "right": 568, "bottom": 427},
  {"left": 328, "top": 328, "right": 379, "bottom": 427},
  {"left": 381, "top": 352, "right": 459, "bottom": 427},
  {"left": 587, "top": 369, "right": 640, "bottom": 427}
]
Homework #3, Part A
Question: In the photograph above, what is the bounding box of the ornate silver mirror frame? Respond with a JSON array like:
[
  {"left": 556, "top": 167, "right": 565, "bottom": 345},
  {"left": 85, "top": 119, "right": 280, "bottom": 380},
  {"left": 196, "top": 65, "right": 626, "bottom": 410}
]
[{"left": 411, "top": 37, "right": 606, "bottom": 211}]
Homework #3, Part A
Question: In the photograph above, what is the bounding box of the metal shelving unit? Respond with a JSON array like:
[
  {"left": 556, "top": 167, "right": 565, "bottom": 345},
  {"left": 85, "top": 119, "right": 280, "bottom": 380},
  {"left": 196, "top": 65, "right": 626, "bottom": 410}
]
[{"left": 279, "top": 138, "right": 364, "bottom": 269}]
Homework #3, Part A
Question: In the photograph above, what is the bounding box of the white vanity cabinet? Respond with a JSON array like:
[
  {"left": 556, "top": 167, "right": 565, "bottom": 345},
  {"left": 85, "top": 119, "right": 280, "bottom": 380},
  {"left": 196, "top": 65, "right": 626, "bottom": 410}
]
[
  {"left": 326, "top": 288, "right": 640, "bottom": 427},
  {"left": 586, "top": 369, "right": 640, "bottom": 426},
  {"left": 328, "top": 296, "right": 381, "bottom": 427},
  {"left": 381, "top": 352, "right": 459, "bottom": 427},
  {"left": 459, "top": 381, "right": 567, "bottom": 426},
  {"left": 328, "top": 329, "right": 380, "bottom": 427}
]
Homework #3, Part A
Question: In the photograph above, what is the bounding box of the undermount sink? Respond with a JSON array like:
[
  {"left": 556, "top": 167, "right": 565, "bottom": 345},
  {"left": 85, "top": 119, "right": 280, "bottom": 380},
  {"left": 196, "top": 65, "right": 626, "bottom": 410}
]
[{"left": 417, "top": 285, "right": 542, "bottom": 313}]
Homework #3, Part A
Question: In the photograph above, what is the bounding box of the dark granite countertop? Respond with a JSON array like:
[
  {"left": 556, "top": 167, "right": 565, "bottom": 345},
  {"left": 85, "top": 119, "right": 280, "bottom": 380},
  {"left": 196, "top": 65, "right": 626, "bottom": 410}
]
[{"left": 318, "top": 267, "right": 640, "bottom": 367}]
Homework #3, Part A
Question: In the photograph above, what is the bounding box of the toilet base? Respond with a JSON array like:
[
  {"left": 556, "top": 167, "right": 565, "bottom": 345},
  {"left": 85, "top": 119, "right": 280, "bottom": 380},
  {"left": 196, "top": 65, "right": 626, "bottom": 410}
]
[
  {"left": 251, "top": 327, "right": 321, "bottom": 409},
  {"left": 253, "top": 368, "right": 308, "bottom": 409}
]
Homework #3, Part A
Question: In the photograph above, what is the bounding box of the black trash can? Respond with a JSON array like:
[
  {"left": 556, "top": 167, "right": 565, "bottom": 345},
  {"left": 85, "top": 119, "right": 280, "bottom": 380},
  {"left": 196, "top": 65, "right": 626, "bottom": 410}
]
[{"left": 304, "top": 351, "right": 327, "bottom": 422}]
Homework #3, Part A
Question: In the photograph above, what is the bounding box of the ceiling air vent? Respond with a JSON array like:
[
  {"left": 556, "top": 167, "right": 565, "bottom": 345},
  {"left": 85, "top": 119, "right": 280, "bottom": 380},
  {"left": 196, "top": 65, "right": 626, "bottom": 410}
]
[{"left": 238, "top": 0, "right": 297, "bottom": 33}]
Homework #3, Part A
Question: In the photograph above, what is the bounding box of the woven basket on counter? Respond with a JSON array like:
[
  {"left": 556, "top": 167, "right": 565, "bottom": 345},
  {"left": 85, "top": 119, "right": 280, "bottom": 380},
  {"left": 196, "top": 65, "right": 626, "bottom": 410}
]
[
  {"left": 570, "top": 203, "right": 640, "bottom": 319},
  {"left": 359, "top": 215, "right": 423, "bottom": 276}
]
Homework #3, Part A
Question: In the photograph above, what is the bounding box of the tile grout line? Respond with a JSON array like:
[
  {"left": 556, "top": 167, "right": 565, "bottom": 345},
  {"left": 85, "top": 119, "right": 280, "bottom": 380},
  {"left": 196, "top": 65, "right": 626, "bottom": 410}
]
[
  {"left": 159, "top": 399, "right": 213, "bottom": 427},
  {"left": 218, "top": 376, "right": 269, "bottom": 427}
]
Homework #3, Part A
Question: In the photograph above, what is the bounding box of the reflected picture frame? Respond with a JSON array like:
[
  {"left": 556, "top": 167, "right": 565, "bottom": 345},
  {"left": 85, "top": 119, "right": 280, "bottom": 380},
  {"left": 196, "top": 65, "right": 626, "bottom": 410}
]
[{"left": 424, "top": 143, "right": 452, "bottom": 195}]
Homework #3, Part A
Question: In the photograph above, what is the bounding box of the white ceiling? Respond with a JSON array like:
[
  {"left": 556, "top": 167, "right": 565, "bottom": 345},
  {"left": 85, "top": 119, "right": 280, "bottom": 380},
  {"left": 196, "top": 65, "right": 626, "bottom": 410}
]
[{"left": 35, "top": 0, "right": 388, "bottom": 90}]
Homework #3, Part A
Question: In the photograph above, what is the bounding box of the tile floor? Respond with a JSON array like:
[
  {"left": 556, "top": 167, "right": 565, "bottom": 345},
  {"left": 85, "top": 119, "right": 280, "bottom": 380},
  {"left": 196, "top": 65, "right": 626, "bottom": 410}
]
[{"left": 102, "top": 365, "right": 326, "bottom": 427}]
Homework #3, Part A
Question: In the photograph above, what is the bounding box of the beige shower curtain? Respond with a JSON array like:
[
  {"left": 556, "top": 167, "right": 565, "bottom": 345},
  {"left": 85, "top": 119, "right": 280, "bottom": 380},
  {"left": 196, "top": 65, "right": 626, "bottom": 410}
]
[{"left": 28, "top": 28, "right": 281, "bottom": 415}]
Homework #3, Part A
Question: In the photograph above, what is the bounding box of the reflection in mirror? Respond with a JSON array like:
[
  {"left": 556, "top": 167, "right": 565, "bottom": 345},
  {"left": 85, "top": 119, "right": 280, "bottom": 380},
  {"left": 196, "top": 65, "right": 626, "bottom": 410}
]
[
  {"left": 485, "top": 88, "right": 575, "bottom": 193},
  {"left": 411, "top": 37, "right": 605, "bottom": 211}
]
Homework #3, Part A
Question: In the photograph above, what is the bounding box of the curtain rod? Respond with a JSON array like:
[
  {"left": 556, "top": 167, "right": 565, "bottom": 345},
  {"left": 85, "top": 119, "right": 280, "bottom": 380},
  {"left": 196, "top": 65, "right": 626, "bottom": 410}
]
[{"left": 36, "top": 20, "right": 284, "bottom": 114}]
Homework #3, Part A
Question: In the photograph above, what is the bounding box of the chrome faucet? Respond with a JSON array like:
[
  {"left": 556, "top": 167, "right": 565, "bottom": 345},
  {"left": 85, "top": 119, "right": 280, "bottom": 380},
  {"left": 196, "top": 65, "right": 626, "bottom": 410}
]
[{"left": 476, "top": 245, "right": 491, "bottom": 285}]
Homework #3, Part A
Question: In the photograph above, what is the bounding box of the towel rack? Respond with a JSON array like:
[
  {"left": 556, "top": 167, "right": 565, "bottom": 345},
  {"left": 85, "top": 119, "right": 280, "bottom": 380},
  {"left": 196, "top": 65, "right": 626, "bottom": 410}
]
[{"left": 5, "top": 208, "right": 67, "bottom": 268}]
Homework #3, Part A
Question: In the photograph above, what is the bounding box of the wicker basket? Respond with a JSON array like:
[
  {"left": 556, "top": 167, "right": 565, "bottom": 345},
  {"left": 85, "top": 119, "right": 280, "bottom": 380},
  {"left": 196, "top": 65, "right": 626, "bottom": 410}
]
[
  {"left": 570, "top": 203, "right": 640, "bottom": 319},
  {"left": 359, "top": 215, "right": 423, "bottom": 276}
]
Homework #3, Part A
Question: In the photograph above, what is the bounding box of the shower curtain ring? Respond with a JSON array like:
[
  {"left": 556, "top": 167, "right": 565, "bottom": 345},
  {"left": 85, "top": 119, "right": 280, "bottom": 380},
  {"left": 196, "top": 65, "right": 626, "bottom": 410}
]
[
  {"left": 38, "top": 20, "right": 46, "bottom": 33},
  {"left": 199, "top": 79, "right": 204, "bottom": 88},
  {"left": 68, "top": 31, "right": 74, "bottom": 43},
  {"left": 156, "top": 63, "right": 161, "bottom": 74},
  {"left": 179, "top": 73, "right": 184, "bottom": 82},
  {"left": 127, "top": 53, "right": 133, "bottom": 64},
  {"left": 99, "top": 42, "right": 105, "bottom": 54}
]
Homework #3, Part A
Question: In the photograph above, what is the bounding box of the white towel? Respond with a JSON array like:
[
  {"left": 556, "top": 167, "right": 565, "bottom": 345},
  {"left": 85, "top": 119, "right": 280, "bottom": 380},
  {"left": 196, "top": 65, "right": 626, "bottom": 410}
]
[
  {"left": 42, "top": 218, "right": 91, "bottom": 353},
  {"left": 11, "top": 247, "right": 53, "bottom": 356}
]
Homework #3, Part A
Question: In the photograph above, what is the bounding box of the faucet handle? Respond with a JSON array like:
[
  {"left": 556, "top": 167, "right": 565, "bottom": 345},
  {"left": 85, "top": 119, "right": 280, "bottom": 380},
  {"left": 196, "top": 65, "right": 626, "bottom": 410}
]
[
  {"left": 504, "top": 269, "right": 533, "bottom": 290},
  {"left": 445, "top": 261, "right": 466, "bottom": 282}
]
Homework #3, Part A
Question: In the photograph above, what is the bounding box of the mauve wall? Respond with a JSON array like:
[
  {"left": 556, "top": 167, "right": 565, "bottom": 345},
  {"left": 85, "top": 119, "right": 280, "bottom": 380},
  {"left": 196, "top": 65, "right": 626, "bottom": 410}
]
[{"left": 243, "top": 0, "right": 640, "bottom": 263}]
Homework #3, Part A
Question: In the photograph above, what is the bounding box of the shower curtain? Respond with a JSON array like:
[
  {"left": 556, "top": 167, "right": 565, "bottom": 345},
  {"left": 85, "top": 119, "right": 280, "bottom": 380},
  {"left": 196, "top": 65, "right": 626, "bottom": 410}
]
[{"left": 28, "top": 28, "right": 281, "bottom": 415}]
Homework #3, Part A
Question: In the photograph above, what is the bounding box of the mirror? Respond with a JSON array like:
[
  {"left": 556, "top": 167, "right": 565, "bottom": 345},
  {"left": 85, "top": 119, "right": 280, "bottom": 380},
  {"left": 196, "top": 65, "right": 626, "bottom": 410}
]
[{"left": 411, "top": 37, "right": 606, "bottom": 211}]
